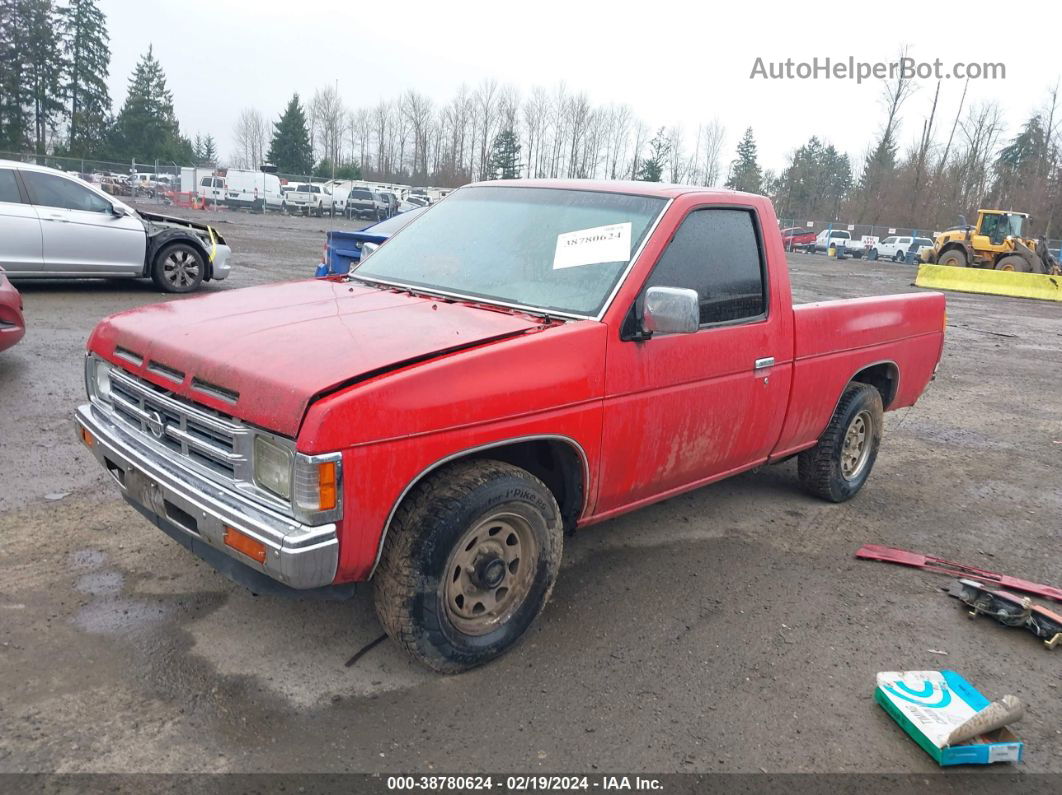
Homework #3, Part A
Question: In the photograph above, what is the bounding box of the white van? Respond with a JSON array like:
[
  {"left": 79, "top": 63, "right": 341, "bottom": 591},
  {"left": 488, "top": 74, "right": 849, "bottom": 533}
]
[
  {"left": 198, "top": 175, "right": 226, "bottom": 205},
  {"left": 221, "top": 169, "right": 283, "bottom": 213}
]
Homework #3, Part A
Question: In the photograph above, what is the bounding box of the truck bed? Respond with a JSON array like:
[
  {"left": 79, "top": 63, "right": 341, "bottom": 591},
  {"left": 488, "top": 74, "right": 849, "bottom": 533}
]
[{"left": 771, "top": 292, "right": 946, "bottom": 459}]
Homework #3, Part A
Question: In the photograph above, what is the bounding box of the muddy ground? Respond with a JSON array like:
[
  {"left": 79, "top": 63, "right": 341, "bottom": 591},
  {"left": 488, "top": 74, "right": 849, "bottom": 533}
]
[{"left": 1, "top": 203, "right": 1059, "bottom": 775}]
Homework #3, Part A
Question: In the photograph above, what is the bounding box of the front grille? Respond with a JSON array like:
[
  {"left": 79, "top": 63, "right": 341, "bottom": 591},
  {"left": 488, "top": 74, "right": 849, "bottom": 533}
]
[{"left": 108, "top": 369, "right": 249, "bottom": 481}]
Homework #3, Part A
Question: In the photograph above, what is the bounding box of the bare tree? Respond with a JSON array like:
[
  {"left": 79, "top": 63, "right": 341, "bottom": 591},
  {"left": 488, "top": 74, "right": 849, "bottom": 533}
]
[
  {"left": 232, "top": 107, "right": 268, "bottom": 169},
  {"left": 311, "top": 85, "right": 345, "bottom": 168}
]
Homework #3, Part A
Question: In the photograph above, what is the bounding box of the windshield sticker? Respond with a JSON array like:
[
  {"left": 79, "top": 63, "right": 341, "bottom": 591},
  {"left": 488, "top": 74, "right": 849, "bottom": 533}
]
[{"left": 553, "top": 222, "right": 632, "bottom": 270}]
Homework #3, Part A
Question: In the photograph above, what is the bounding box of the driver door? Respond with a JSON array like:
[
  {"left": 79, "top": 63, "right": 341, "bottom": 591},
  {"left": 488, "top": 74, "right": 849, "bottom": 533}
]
[
  {"left": 21, "top": 170, "right": 146, "bottom": 274},
  {"left": 597, "top": 206, "right": 793, "bottom": 513}
]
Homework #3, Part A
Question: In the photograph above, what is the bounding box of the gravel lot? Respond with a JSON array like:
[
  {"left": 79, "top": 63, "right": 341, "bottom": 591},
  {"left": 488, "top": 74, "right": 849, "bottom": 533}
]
[{"left": 1, "top": 203, "right": 1059, "bottom": 775}]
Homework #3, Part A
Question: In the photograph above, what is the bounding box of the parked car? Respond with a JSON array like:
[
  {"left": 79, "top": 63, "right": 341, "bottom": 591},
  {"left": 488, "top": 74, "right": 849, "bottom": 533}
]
[
  {"left": 377, "top": 190, "right": 399, "bottom": 218},
  {"left": 344, "top": 187, "right": 389, "bottom": 221},
  {"left": 809, "top": 228, "right": 866, "bottom": 257},
  {"left": 286, "top": 182, "right": 334, "bottom": 217},
  {"left": 780, "top": 227, "right": 816, "bottom": 250},
  {"left": 0, "top": 160, "right": 231, "bottom": 293},
  {"left": 869, "top": 235, "right": 934, "bottom": 262},
  {"left": 317, "top": 205, "right": 430, "bottom": 276},
  {"left": 75, "top": 179, "right": 945, "bottom": 672},
  {"left": 0, "top": 265, "right": 25, "bottom": 353}
]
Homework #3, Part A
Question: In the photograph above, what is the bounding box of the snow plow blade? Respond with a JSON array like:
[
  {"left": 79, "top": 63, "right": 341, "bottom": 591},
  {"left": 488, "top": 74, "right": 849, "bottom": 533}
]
[{"left": 915, "top": 264, "right": 1062, "bottom": 302}]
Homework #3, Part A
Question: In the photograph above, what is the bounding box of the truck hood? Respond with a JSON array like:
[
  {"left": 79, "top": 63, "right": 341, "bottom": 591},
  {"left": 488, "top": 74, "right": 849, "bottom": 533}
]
[{"left": 88, "top": 279, "right": 547, "bottom": 437}]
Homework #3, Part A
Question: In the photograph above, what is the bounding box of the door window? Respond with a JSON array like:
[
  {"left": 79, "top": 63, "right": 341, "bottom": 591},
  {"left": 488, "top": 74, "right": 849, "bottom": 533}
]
[
  {"left": 23, "top": 171, "right": 112, "bottom": 213},
  {"left": 0, "top": 169, "right": 21, "bottom": 203},
  {"left": 644, "top": 208, "right": 766, "bottom": 325}
]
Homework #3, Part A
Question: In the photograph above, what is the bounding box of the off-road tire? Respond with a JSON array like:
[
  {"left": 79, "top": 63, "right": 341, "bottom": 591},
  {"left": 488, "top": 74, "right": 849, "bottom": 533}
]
[
  {"left": 373, "top": 459, "right": 563, "bottom": 673},
  {"left": 797, "top": 382, "right": 883, "bottom": 503},
  {"left": 995, "top": 255, "right": 1032, "bottom": 273},
  {"left": 938, "top": 249, "right": 967, "bottom": 267},
  {"left": 151, "top": 242, "right": 205, "bottom": 293}
]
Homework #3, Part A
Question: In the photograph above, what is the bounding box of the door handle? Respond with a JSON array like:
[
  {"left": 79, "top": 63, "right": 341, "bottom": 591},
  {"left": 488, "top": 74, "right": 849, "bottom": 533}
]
[
  {"left": 44, "top": 214, "right": 68, "bottom": 223},
  {"left": 754, "top": 357, "right": 775, "bottom": 370}
]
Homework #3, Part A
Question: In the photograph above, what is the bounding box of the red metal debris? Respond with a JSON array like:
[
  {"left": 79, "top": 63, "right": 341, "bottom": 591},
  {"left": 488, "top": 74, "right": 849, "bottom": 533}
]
[{"left": 855, "top": 544, "right": 1062, "bottom": 602}]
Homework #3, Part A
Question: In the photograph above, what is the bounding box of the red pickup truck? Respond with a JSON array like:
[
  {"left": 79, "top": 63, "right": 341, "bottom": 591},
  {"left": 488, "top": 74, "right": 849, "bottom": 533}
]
[{"left": 75, "top": 180, "right": 945, "bottom": 672}]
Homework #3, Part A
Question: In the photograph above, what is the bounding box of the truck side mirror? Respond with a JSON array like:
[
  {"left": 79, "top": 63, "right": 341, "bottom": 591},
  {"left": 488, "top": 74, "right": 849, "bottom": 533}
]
[{"left": 642, "top": 287, "right": 700, "bottom": 336}]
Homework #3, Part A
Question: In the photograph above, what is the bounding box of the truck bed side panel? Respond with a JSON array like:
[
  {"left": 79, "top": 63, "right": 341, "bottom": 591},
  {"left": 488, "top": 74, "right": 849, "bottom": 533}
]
[{"left": 771, "top": 293, "right": 945, "bottom": 457}]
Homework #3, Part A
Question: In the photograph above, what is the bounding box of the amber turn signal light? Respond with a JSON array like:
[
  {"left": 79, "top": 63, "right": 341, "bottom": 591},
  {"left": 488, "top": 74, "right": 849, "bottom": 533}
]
[
  {"left": 318, "top": 461, "right": 337, "bottom": 512},
  {"left": 79, "top": 427, "right": 95, "bottom": 447},
  {"left": 224, "top": 526, "right": 267, "bottom": 564}
]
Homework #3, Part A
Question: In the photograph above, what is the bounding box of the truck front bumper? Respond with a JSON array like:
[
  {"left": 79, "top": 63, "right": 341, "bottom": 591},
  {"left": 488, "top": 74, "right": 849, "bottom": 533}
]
[{"left": 74, "top": 403, "right": 339, "bottom": 592}]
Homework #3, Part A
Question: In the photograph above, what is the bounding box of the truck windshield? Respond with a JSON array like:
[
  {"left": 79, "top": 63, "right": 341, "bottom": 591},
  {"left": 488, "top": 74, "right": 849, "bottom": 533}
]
[{"left": 353, "top": 186, "right": 666, "bottom": 317}]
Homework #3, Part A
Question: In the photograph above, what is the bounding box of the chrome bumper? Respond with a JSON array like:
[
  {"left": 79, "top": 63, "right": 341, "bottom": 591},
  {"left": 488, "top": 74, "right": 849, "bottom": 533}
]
[{"left": 75, "top": 403, "right": 338, "bottom": 589}]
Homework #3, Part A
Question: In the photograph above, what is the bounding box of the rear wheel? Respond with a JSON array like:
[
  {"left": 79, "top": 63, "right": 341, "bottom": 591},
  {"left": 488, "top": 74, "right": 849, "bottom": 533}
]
[
  {"left": 893, "top": 251, "right": 904, "bottom": 262},
  {"left": 152, "top": 242, "right": 205, "bottom": 293},
  {"left": 373, "top": 460, "right": 563, "bottom": 673},
  {"left": 995, "top": 255, "right": 1032, "bottom": 273},
  {"left": 938, "top": 249, "right": 967, "bottom": 267},
  {"left": 797, "top": 383, "right": 883, "bottom": 503}
]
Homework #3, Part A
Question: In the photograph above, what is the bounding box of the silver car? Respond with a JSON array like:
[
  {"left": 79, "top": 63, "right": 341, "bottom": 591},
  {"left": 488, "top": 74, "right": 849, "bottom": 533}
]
[{"left": 0, "top": 160, "right": 231, "bottom": 293}]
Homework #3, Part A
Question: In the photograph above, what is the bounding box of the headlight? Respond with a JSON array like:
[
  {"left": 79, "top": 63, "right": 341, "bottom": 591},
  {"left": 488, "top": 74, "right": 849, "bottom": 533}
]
[
  {"left": 88, "top": 357, "right": 113, "bottom": 403},
  {"left": 253, "top": 435, "right": 293, "bottom": 500}
]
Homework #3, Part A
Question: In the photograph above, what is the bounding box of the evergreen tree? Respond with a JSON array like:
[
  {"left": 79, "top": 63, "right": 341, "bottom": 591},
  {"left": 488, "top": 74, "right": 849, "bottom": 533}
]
[
  {"left": 488, "top": 129, "right": 521, "bottom": 179},
  {"left": 201, "top": 133, "right": 217, "bottom": 163},
  {"left": 725, "top": 127, "right": 763, "bottom": 193},
  {"left": 109, "top": 46, "right": 191, "bottom": 162},
  {"left": 0, "top": 0, "right": 32, "bottom": 151},
  {"left": 636, "top": 127, "right": 670, "bottom": 182},
  {"left": 192, "top": 132, "right": 217, "bottom": 164},
  {"left": 60, "top": 0, "right": 110, "bottom": 157},
  {"left": 266, "top": 94, "right": 312, "bottom": 174},
  {"left": 23, "top": 0, "right": 66, "bottom": 155},
  {"left": 774, "top": 136, "right": 852, "bottom": 219}
]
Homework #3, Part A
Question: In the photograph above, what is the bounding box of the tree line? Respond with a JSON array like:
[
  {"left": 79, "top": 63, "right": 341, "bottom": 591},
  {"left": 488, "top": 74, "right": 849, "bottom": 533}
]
[{"left": 3, "top": 7, "right": 1061, "bottom": 236}]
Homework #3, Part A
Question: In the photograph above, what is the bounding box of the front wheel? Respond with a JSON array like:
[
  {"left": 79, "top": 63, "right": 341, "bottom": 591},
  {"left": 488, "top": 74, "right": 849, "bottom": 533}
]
[
  {"left": 373, "top": 460, "right": 563, "bottom": 673},
  {"left": 797, "top": 382, "right": 883, "bottom": 503},
  {"left": 152, "top": 242, "right": 206, "bottom": 293},
  {"left": 938, "top": 249, "right": 967, "bottom": 267},
  {"left": 995, "top": 255, "right": 1032, "bottom": 273}
]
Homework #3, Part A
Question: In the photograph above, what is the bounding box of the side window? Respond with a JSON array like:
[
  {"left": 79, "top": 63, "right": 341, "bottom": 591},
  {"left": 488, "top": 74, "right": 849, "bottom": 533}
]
[
  {"left": 23, "top": 171, "right": 111, "bottom": 213},
  {"left": 0, "top": 168, "right": 21, "bottom": 203},
  {"left": 645, "top": 208, "right": 767, "bottom": 325}
]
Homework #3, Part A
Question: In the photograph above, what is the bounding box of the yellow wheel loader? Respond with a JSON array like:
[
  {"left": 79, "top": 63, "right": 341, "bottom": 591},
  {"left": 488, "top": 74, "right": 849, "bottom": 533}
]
[
  {"left": 923, "top": 210, "right": 1060, "bottom": 275},
  {"left": 915, "top": 210, "right": 1062, "bottom": 301}
]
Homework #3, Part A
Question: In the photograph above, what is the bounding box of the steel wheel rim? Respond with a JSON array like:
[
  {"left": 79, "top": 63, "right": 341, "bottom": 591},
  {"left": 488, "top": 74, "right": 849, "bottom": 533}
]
[
  {"left": 443, "top": 511, "right": 538, "bottom": 636},
  {"left": 163, "top": 249, "right": 200, "bottom": 288},
  {"left": 841, "top": 410, "right": 872, "bottom": 480}
]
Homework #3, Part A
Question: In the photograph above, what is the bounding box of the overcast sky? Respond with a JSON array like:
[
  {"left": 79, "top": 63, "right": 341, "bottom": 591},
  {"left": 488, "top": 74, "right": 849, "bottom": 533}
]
[{"left": 101, "top": 0, "right": 1061, "bottom": 174}]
